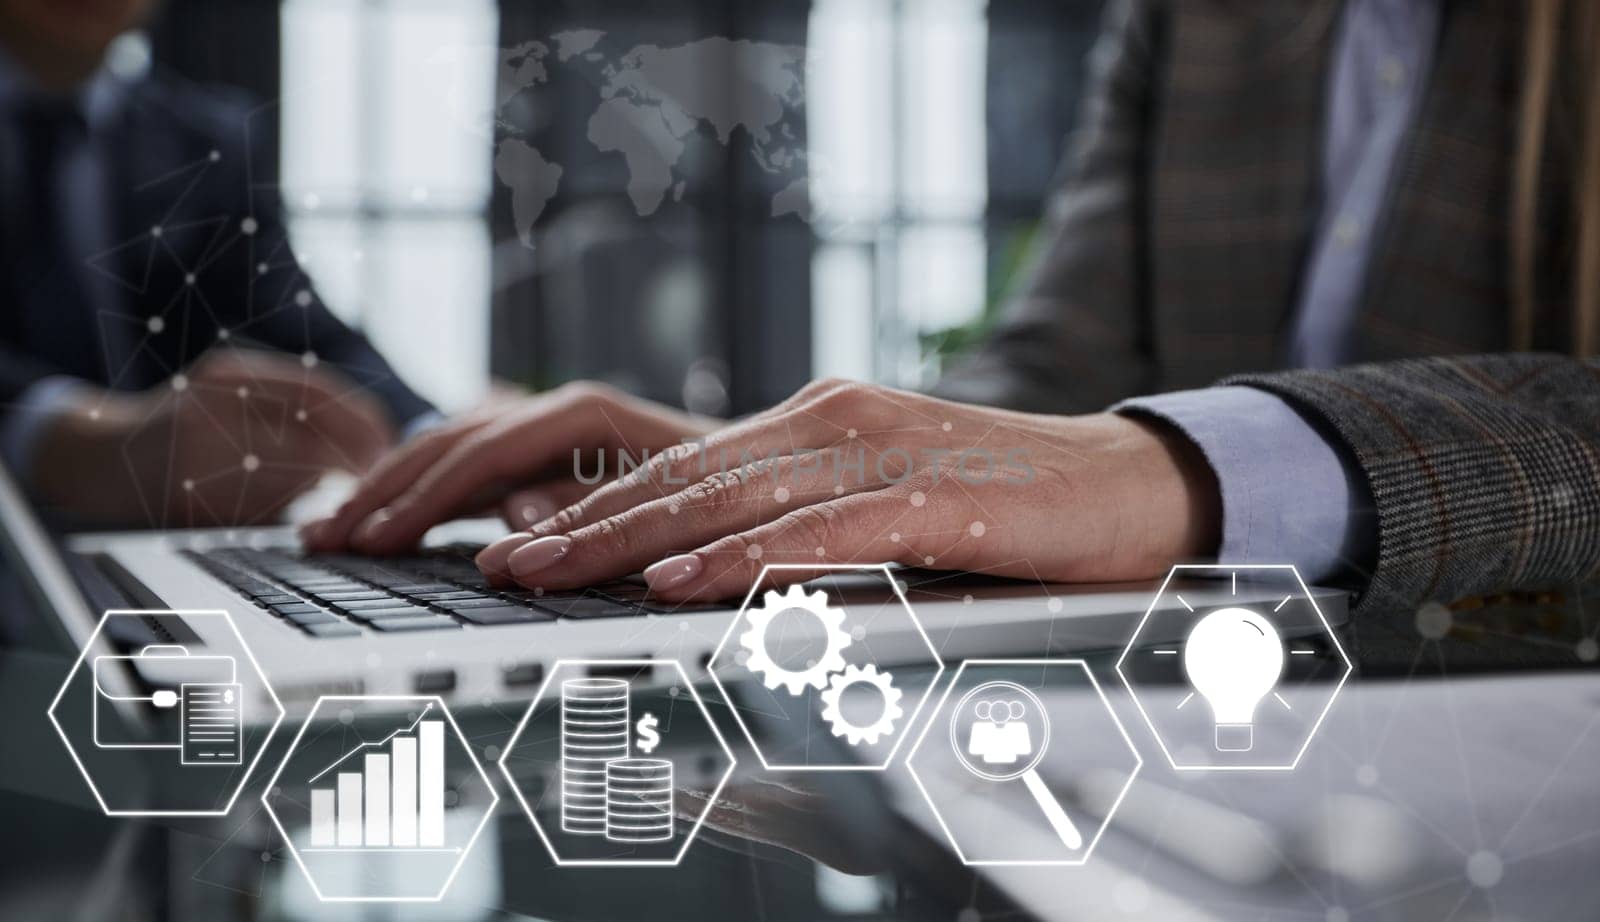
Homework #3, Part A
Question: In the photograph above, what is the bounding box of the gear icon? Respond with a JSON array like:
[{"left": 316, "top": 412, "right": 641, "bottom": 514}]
[
  {"left": 819, "top": 664, "right": 904, "bottom": 746},
  {"left": 738, "top": 585, "right": 851, "bottom": 695}
]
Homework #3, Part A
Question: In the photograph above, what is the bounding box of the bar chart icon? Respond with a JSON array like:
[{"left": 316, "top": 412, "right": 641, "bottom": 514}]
[
  {"left": 263, "top": 695, "right": 501, "bottom": 902},
  {"left": 305, "top": 704, "right": 449, "bottom": 852}
]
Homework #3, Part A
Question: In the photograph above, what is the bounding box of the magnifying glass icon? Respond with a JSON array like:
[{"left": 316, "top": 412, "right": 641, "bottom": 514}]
[{"left": 949, "top": 681, "right": 1083, "bottom": 851}]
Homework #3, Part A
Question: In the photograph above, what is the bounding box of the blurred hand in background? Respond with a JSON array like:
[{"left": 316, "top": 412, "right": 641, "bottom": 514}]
[
  {"left": 299, "top": 381, "right": 719, "bottom": 553},
  {"left": 31, "top": 350, "right": 395, "bottom": 526}
]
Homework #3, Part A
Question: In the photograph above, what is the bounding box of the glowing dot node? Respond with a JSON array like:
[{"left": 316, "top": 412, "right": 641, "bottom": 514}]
[
  {"left": 1466, "top": 851, "right": 1503, "bottom": 888},
  {"left": 1415, "top": 601, "right": 1452, "bottom": 639},
  {"left": 969, "top": 521, "right": 986, "bottom": 537},
  {"left": 1113, "top": 877, "right": 1149, "bottom": 914}
]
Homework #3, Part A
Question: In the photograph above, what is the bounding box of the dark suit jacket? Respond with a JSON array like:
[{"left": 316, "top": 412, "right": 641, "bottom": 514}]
[
  {"left": 0, "top": 70, "right": 432, "bottom": 427},
  {"left": 937, "top": 0, "right": 1600, "bottom": 615}
]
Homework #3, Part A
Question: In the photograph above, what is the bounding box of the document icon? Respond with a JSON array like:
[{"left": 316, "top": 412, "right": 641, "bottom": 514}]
[
  {"left": 181, "top": 683, "right": 243, "bottom": 765},
  {"left": 92, "top": 644, "right": 241, "bottom": 767}
]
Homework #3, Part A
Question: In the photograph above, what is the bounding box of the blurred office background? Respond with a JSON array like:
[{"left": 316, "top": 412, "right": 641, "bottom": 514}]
[{"left": 142, "top": 0, "right": 1105, "bottom": 417}]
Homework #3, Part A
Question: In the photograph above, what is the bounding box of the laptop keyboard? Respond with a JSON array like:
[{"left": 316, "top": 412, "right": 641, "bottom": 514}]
[{"left": 184, "top": 544, "right": 701, "bottom": 638}]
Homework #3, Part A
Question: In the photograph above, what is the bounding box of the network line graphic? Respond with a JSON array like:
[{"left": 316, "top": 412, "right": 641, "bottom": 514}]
[{"left": 59, "top": 108, "right": 415, "bottom": 530}]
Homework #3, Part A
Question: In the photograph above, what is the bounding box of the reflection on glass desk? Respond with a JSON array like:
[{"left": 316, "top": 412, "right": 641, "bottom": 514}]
[{"left": 3, "top": 585, "right": 1599, "bottom": 920}]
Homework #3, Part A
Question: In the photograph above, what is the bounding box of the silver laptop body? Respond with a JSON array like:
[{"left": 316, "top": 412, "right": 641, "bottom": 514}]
[{"left": 0, "top": 462, "right": 1348, "bottom": 719}]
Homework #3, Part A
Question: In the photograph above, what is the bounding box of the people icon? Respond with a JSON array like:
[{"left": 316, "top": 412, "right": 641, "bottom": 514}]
[
  {"left": 947, "top": 679, "right": 1082, "bottom": 851},
  {"left": 967, "top": 698, "right": 1033, "bottom": 765}
]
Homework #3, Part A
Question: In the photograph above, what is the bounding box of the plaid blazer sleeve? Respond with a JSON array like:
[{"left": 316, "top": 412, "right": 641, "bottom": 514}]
[
  {"left": 932, "top": 0, "right": 1159, "bottom": 415},
  {"left": 1225, "top": 355, "right": 1600, "bottom": 615}
]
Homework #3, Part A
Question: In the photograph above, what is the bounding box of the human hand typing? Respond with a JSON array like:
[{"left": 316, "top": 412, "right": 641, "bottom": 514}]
[
  {"left": 299, "top": 382, "right": 719, "bottom": 553},
  {"left": 473, "top": 379, "right": 1222, "bottom": 600}
]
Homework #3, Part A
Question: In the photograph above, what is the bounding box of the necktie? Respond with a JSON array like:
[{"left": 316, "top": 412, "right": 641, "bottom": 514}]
[{"left": 9, "top": 98, "right": 105, "bottom": 382}]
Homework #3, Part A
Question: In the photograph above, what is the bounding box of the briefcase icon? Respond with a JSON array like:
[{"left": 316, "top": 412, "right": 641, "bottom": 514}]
[{"left": 92, "top": 644, "right": 236, "bottom": 750}]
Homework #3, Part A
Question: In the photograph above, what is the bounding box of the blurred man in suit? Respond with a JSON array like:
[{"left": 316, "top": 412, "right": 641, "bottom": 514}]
[{"left": 0, "top": 0, "right": 433, "bottom": 527}]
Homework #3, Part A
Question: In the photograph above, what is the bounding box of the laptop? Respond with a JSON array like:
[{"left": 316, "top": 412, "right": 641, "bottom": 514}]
[{"left": 0, "top": 461, "right": 1349, "bottom": 719}]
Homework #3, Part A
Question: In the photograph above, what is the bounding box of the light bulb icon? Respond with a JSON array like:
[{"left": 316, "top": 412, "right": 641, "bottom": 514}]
[{"left": 1182, "top": 607, "right": 1284, "bottom": 752}]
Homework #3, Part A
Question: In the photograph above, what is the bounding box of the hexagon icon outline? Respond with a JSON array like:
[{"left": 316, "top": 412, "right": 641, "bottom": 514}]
[
  {"left": 1114, "top": 563, "right": 1354, "bottom": 772},
  {"left": 705, "top": 563, "right": 944, "bottom": 772},
  {"left": 905, "top": 658, "right": 1142, "bottom": 866},
  {"left": 46, "top": 608, "right": 285, "bottom": 817},
  {"left": 500, "top": 657, "right": 736, "bottom": 867},
  {"left": 261, "top": 695, "right": 500, "bottom": 903}
]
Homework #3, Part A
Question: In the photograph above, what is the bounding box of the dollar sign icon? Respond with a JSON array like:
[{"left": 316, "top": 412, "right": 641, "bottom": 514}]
[{"left": 635, "top": 712, "right": 661, "bottom": 753}]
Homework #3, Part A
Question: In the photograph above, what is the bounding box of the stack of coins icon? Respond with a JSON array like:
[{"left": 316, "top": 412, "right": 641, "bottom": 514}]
[
  {"left": 605, "top": 758, "right": 674, "bottom": 843},
  {"left": 560, "top": 678, "right": 630, "bottom": 835}
]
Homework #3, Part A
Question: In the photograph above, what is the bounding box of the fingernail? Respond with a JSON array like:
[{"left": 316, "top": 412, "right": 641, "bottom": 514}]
[
  {"left": 351, "top": 508, "right": 393, "bottom": 546},
  {"left": 299, "top": 519, "right": 329, "bottom": 547},
  {"left": 476, "top": 531, "right": 534, "bottom": 575},
  {"left": 508, "top": 535, "right": 572, "bottom": 579},
  {"left": 643, "top": 554, "right": 702, "bottom": 590}
]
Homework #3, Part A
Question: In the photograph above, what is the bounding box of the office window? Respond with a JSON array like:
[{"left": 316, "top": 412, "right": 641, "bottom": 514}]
[
  {"left": 274, "top": 0, "right": 1098, "bottom": 408},
  {"left": 807, "top": 0, "right": 990, "bottom": 387},
  {"left": 279, "top": 0, "right": 497, "bottom": 412}
]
